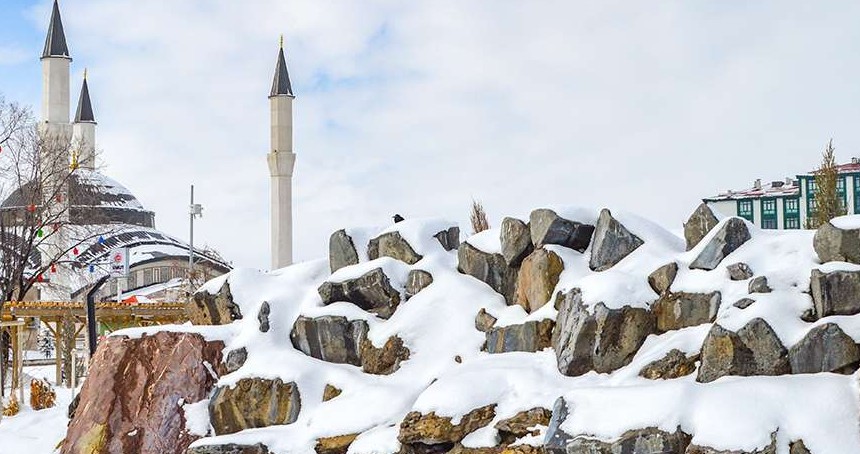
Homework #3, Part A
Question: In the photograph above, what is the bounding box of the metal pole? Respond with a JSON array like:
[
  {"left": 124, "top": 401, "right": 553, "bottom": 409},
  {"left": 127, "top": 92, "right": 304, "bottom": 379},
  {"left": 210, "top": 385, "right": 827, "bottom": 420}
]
[
  {"left": 86, "top": 275, "right": 109, "bottom": 358},
  {"left": 189, "top": 185, "right": 194, "bottom": 294}
]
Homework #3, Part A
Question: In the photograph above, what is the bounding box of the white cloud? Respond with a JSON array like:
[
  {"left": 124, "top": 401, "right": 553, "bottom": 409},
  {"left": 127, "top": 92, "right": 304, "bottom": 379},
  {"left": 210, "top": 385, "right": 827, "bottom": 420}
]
[
  {"left": 0, "top": 44, "right": 28, "bottom": 66},
  {"left": 34, "top": 0, "right": 860, "bottom": 268}
]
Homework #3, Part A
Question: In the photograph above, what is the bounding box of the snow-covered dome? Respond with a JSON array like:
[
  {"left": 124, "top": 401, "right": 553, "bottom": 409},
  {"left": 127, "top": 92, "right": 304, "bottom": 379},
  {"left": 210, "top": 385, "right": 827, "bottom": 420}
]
[{"left": 0, "top": 169, "right": 155, "bottom": 228}]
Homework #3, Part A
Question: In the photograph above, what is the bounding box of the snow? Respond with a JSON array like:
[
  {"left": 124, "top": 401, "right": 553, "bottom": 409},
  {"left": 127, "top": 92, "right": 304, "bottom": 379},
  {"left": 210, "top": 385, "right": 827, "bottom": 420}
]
[
  {"left": 465, "top": 228, "right": 501, "bottom": 254},
  {"left": 12, "top": 209, "right": 860, "bottom": 453},
  {"left": 0, "top": 374, "right": 76, "bottom": 454},
  {"left": 829, "top": 214, "right": 860, "bottom": 230},
  {"left": 183, "top": 399, "right": 212, "bottom": 437}
]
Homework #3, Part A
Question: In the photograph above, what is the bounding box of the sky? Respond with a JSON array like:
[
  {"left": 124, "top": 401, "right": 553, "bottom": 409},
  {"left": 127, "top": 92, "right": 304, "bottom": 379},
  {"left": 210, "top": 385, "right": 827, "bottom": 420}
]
[{"left": 2, "top": 0, "right": 860, "bottom": 269}]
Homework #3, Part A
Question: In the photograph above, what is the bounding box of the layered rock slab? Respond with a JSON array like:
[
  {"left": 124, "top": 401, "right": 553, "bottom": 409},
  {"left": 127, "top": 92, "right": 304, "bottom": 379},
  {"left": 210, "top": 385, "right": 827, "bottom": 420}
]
[{"left": 63, "top": 332, "right": 224, "bottom": 454}]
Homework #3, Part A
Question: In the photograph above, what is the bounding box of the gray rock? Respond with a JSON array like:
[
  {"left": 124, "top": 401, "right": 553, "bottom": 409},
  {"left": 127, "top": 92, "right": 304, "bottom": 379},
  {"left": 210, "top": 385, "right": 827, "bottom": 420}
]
[
  {"left": 185, "top": 444, "right": 271, "bottom": 454},
  {"left": 737, "top": 318, "right": 790, "bottom": 376},
  {"left": 639, "top": 349, "right": 699, "bottom": 380},
  {"left": 544, "top": 398, "right": 573, "bottom": 454},
  {"left": 405, "top": 269, "right": 434, "bottom": 300},
  {"left": 727, "top": 262, "right": 754, "bottom": 281},
  {"left": 529, "top": 209, "right": 595, "bottom": 252},
  {"left": 698, "top": 319, "right": 789, "bottom": 383},
  {"left": 189, "top": 281, "right": 242, "bottom": 326},
  {"left": 697, "top": 324, "right": 755, "bottom": 383},
  {"left": 748, "top": 276, "right": 771, "bottom": 294},
  {"left": 368, "top": 231, "right": 423, "bottom": 264},
  {"left": 475, "top": 309, "right": 497, "bottom": 332},
  {"left": 484, "top": 319, "right": 554, "bottom": 353},
  {"left": 433, "top": 226, "right": 461, "bottom": 252},
  {"left": 257, "top": 301, "right": 271, "bottom": 333},
  {"left": 684, "top": 203, "right": 719, "bottom": 251},
  {"left": 789, "top": 440, "right": 811, "bottom": 454},
  {"left": 553, "top": 289, "right": 655, "bottom": 376},
  {"left": 647, "top": 262, "right": 678, "bottom": 295},
  {"left": 789, "top": 323, "right": 860, "bottom": 374},
  {"left": 290, "top": 316, "right": 369, "bottom": 366},
  {"left": 813, "top": 221, "right": 860, "bottom": 264},
  {"left": 329, "top": 229, "right": 360, "bottom": 273},
  {"left": 566, "top": 427, "right": 691, "bottom": 453},
  {"left": 689, "top": 218, "right": 751, "bottom": 271},
  {"left": 589, "top": 209, "right": 644, "bottom": 272},
  {"left": 686, "top": 433, "right": 776, "bottom": 453},
  {"left": 500, "top": 217, "right": 534, "bottom": 267},
  {"left": 457, "top": 242, "right": 518, "bottom": 305},
  {"left": 733, "top": 298, "right": 755, "bottom": 309},
  {"left": 209, "top": 378, "right": 301, "bottom": 435},
  {"left": 810, "top": 268, "right": 860, "bottom": 319},
  {"left": 318, "top": 267, "right": 402, "bottom": 319},
  {"left": 653, "top": 291, "right": 721, "bottom": 332},
  {"left": 224, "top": 347, "right": 248, "bottom": 374}
]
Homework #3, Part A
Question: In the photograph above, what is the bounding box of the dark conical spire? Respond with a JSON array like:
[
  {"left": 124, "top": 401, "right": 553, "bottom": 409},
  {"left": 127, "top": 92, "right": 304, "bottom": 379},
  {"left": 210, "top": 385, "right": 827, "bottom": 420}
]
[
  {"left": 42, "top": 0, "right": 70, "bottom": 59},
  {"left": 75, "top": 70, "right": 94, "bottom": 123},
  {"left": 270, "top": 36, "right": 294, "bottom": 98}
]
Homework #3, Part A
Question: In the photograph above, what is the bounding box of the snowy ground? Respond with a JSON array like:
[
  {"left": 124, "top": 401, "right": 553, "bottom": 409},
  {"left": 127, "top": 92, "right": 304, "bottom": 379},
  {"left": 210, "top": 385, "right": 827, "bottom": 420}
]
[{"left": 0, "top": 366, "right": 76, "bottom": 454}]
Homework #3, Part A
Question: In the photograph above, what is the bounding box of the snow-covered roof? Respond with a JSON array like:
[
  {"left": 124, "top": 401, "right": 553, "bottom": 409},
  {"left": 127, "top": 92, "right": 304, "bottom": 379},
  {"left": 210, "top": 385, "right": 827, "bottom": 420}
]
[{"left": 704, "top": 179, "right": 800, "bottom": 201}]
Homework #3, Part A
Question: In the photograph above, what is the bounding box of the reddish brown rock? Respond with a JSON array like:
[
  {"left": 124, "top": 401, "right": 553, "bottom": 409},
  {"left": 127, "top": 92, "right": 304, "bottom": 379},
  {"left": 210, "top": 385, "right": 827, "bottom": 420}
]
[{"left": 63, "top": 331, "right": 224, "bottom": 454}]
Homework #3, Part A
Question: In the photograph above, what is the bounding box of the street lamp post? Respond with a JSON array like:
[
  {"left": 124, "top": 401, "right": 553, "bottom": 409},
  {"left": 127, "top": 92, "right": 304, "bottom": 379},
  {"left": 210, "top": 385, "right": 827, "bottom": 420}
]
[{"left": 188, "top": 185, "right": 203, "bottom": 294}]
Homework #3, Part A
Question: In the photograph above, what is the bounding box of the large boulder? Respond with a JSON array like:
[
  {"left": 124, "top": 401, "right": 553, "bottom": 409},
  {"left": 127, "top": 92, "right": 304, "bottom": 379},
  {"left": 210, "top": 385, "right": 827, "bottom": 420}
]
[
  {"left": 689, "top": 218, "right": 751, "bottom": 271},
  {"left": 647, "top": 262, "right": 678, "bottom": 296},
  {"left": 639, "top": 349, "right": 699, "bottom": 380},
  {"left": 189, "top": 280, "right": 242, "bottom": 325},
  {"left": 500, "top": 217, "right": 534, "bottom": 267},
  {"left": 553, "top": 289, "right": 656, "bottom": 376},
  {"left": 484, "top": 319, "right": 554, "bottom": 354},
  {"left": 405, "top": 269, "right": 434, "bottom": 300},
  {"left": 529, "top": 209, "right": 595, "bottom": 252},
  {"left": 813, "top": 220, "right": 860, "bottom": 264},
  {"left": 809, "top": 268, "right": 860, "bottom": 319},
  {"left": 686, "top": 434, "right": 776, "bottom": 454},
  {"left": 683, "top": 203, "right": 719, "bottom": 251},
  {"left": 789, "top": 323, "right": 860, "bottom": 374},
  {"left": 62, "top": 332, "right": 225, "bottom": 454},
  {"left": 653, "top": 291, "right": 721, "bottom": 332},
  {"left": 565, "top": 428, "right": 691, "bottom": 453},
  {"left": 315, "top": 434, "right": 359, "bottom": 454},
  {"left": 209, "top": 378, "right": 301, "bottom": 435},
  {"left": 290, "top": 316, "right": 368, "bottom": 366},
  {"left": 458, "top": 242, "right": 518, "bottom": 305},
  {"left": 329, "top": 230, "right": 360, "bottom": 273},
  {"left": 398, "top": 405, "right": 497, "bottom": 446},
  {"left": 589, "top": 209, "right": 644, "bottom": 271},
  {"left": 514, "top": 248, "right": 565, "bottom": 312},
  {"left": 697, "top": 319, "right": 789, "bottom": 383},
  {"left": 318, "top": 267, "right": 402, "bottom": 319},
  {"left": 185, "top": 444, "right": 271, "bottom": 454},
  {"left": 368, "top": 231, "right": 423, "bottom": 264}
]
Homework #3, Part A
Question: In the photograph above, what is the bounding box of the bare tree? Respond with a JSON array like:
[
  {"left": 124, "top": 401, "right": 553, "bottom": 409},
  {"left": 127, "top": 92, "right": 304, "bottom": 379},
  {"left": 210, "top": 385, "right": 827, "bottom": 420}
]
[
  {"left": 0, "top": 95, "right": 112, "bottom": 391},
  {"left": 808, "top": 139, "right": 845, "bottom": 229},
  {"left": 470, "top": 199, "right": 490, "bottom": 235}
]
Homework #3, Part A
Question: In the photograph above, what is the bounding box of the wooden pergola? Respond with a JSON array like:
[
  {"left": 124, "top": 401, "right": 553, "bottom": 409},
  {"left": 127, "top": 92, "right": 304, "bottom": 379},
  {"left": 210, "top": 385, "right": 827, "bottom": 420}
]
[
  {"left": 2, "top": 301, "right": 187, "bottom": 386},
  {"left": 0, "top": 320, "right": 25, "bottom": 404}
]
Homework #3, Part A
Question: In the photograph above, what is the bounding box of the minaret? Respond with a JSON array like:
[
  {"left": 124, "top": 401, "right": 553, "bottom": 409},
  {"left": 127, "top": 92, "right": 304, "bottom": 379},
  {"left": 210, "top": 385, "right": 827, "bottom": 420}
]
[
  {"left": 41, "top": 0, "right": 72, "bottom": 140},
  {"left": 73, "top": 69, "right": 96, "bottom": 170},
  {"left": 267, "top": 37, "right": 296, "bottom": 269}
]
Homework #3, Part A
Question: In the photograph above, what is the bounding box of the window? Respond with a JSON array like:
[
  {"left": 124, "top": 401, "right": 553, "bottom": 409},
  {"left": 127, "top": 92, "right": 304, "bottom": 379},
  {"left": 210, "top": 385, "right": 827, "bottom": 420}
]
[
  {"left": 762, "top": 218, "right": 777, "bottom": 229},
  {"left": 785, "top": 217, "right": 800, "bottom": 229},
  {"left": 738, "top": 200, "right": 753, "bottom": 221},
  {"left": 838, "top": 177, "right": 846, "bottom": 193},
  {"left": 762, "top": 199, "right": 776, "bottom": 216},
  {"left": 808, "top": 178, "right": 817, "bottom": 194},
  {"left": 784, "top": 198, "right": 799, "bottom": 214}
]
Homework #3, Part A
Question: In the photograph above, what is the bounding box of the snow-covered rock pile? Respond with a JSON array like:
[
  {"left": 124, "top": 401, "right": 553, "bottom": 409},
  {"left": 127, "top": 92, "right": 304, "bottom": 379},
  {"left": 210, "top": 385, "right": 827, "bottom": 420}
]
[{"left": 64, "top": 205, "right": 860, "bottom": 454}]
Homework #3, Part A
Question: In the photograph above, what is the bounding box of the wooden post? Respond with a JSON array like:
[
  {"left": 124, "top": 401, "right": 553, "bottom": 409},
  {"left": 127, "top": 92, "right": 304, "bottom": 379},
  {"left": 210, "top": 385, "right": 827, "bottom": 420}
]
[
  {"left": 16, "top": 324, "right": 23, "bottom": 405},
  {"left": 10, "top": 324, "right": 17, "bottom": 393},
  {"left": 54, "top": 321, "right": 62, "bottom": 387}
]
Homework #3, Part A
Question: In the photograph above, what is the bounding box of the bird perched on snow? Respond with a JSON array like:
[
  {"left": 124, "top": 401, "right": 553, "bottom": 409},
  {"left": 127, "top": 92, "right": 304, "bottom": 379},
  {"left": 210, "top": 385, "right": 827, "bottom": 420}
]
[{"left": 393, "top": 214, "right": 405, "bottom": 223}]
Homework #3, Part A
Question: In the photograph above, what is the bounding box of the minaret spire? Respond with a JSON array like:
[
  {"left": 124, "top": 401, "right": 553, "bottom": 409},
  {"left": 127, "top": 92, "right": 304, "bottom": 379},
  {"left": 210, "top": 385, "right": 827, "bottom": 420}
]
[
  {"left": 270, "top": 36, "right": 294, "bottom": 98},
  {"left": 42, "top": 0, "right": 70, "bottom": 59},
  {"left": 73, "top": 70, "right": 97, "bottom": 170},
  {"left": 267, "top": 37, "right": 297, "bottom": 269},
  {"left": 75, "top": 69, "right": 95, "bottom": 123}
]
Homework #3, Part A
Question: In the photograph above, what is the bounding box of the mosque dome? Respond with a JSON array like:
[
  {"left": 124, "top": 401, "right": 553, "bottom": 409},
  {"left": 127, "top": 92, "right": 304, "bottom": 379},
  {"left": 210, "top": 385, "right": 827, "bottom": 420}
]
[{"left": 0, "top": 169, "right": 155, "bottom": 228}]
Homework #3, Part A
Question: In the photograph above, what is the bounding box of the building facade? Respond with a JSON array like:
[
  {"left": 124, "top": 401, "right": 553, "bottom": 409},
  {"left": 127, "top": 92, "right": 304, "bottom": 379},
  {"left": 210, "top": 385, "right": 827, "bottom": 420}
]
[{"left": 703, "top": 160, "right": 860, "bottom": 229}]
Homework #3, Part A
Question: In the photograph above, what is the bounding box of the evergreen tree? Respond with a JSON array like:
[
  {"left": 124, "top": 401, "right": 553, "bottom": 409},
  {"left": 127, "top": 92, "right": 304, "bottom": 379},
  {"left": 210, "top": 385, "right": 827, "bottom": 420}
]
[
  {"left": 37, "top": 329, "right": 54, "bottom": 359},
  {"left": 809, "top": 139, "right": 845, "bottom": 228}
]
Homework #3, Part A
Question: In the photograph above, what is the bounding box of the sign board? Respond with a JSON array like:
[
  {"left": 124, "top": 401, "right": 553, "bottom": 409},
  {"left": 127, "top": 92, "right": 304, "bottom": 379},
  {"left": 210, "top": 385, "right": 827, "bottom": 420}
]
[{"left": 109, "top": 248, "right": 129, "bottom": 277}]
